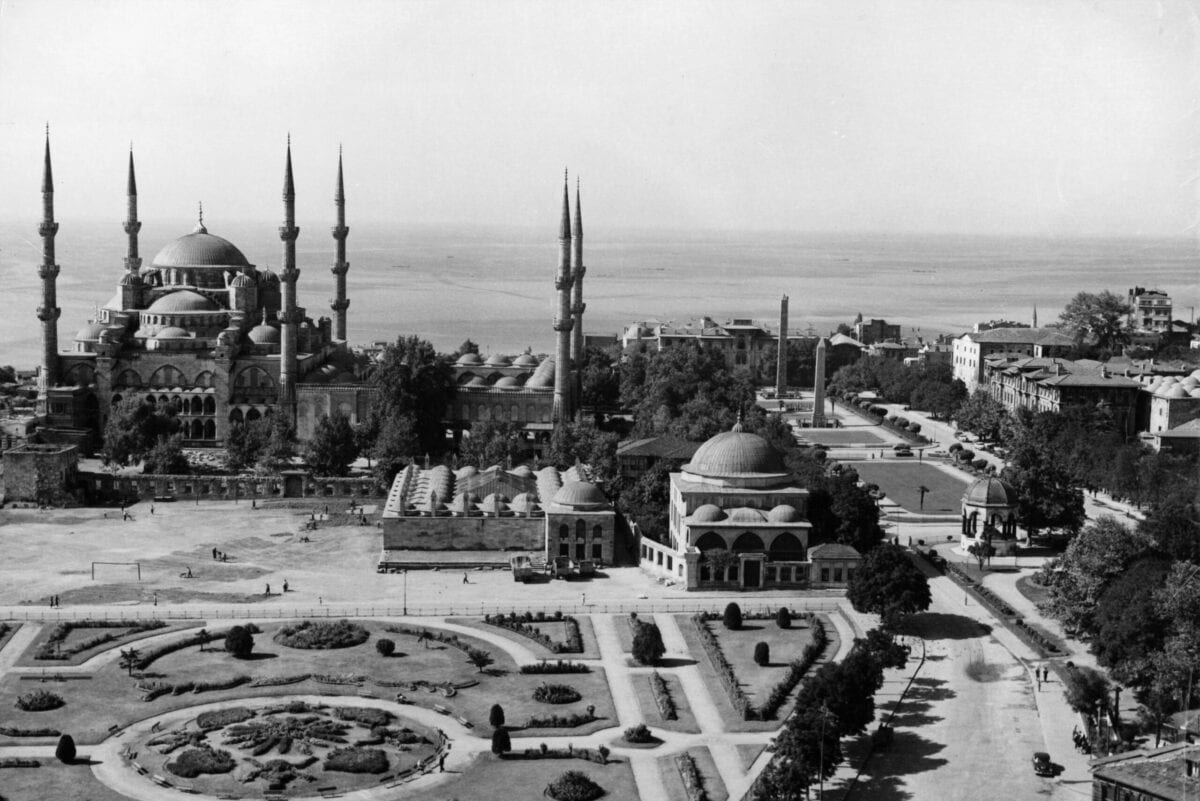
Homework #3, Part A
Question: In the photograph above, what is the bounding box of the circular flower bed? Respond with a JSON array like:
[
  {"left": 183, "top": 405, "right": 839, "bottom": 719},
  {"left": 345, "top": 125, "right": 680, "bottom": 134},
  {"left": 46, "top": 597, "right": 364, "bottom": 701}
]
[
  {"left": 546, "top": 770, "right": 604, "bottom": 801},
  {"left": 16, "top": 690, "right": 64, "bottom": 712},
  {"left": 274, "top": 619, "right": 369, "bottom": 649},
  {"left": 533, "top": 683, "right": 582, "bottom": 704},
  {"left": 168, "top": 746, "right": 236, "bottom": 778}
]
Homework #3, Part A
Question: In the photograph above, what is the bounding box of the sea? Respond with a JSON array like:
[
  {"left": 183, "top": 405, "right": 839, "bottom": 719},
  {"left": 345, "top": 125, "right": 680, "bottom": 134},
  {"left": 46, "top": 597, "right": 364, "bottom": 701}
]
[{"left": 0, "top": 219, "right": 1196, "bottom": 368}]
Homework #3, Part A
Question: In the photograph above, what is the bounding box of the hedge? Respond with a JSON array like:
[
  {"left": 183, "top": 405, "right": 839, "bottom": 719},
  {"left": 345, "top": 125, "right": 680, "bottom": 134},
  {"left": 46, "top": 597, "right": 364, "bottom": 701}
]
[
  {"left": 135, "top": 623, "right": 259, "bottom": 670},
  {"left": 35, "top": 619, "right": 167, "bottom": 661},
  {"left": 484, "top": 612, "right": 583, "bottom": 654},
  {"left": 650, "top": 671, "right": 677, "bottom": 721},
  {"left": 519, "top": 660, "right": 590, "bottom": 674},
  {"left": 324, "top": 747, "right": 389, "bottom": 774}
]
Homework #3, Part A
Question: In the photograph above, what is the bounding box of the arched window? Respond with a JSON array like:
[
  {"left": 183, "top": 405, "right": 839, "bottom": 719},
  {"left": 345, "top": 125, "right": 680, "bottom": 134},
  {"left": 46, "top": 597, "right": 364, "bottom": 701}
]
[
  {"left": 694, "top": 532, "right": 727, "bottom": 553},
  {"left": 149, "top": 365, "right": 186, "bottom": 387},
  {"left": 576, "top": 520, "right": 586, "bottom": 539},
  {"left": 246, "top": 408, "right": 261, "bottom": 423},
  {"left": 732, "top": 532, "right": 765, "bottom": 552},
  {"left": 203, "top": 419, "right": 216, "bottom": 439},
  {"left": 111, "top": 394, "right": 123, "bottom": 406},
  {"left": 190, "top": 397, "right": 203, "bottom": 415},
  {"left": 190, "top": 419, "right": 203, "bottom": 439},
  {"left": 114, "top": 369, "right": 142, "bottom": 387},
  {"left": 229, "top": 408, "right": 244, "bottom": 424},
  {"left": 203, "top": 396, "right": 216, "bottom": 415},
  {"left": 234, "top": 367, "right": 275, "bottom": 390},
  {"left": 558, "top": 523, "right": 569, "bottom": 540},
  {"left": 193, "top": 371, "right": 214, "bottom": 388},
  {"left": 769, "top": 532, "right": 804, "bottom": 561},
  {"left": 593, "top": 524, "right": 603, "bottom": 541}
]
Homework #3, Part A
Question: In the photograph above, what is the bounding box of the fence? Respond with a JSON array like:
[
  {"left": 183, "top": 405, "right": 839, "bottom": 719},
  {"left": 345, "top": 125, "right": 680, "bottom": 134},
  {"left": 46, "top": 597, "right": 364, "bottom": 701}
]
[{"left": 1, "top": 598, "right": 841, "bottom": 624}]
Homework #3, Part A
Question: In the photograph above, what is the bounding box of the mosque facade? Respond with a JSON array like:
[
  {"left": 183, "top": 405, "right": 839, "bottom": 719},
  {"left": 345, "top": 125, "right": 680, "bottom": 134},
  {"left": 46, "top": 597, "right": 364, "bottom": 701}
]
[{"left": 34, "top": 134, "right": 370, "bottom": 448}]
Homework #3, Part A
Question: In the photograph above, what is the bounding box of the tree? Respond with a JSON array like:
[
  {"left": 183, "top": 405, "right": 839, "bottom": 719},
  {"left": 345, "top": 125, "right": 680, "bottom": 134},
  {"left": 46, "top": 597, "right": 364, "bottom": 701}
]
[
  {"left": 224, "top": 625, "right": 254, "bottom": 659},
  {"left": 143, "top": 433, "right": 188, "bottom": 474},
  {"left": 597, "top": 745, "right": 610, "bottom": 764},
  {"left": 101, "top": 397, "right": 182, "bottom": 468},
  {"left": 197, "top": 629, "right": 208, "bottom": 652},
  {"left": 954, "top": 390, "right": 1012, "bottom": 443},
  {"left": 490, "top": 727, "right": 511, "bottom": 756},
  {"left": 776, "top": 607, "right": 792, "bottom": 629},
  {"left": 615, "top": 462, "right": 673, "bottom": 543},
  {"left": 1059, "top": 290, "right": 1131, "bottom": 353},
  {"left": 578, "top": 344, "right": 622, "bottom": 410},
  {"left": 702, "top": 549, "right": 738, "bottom": 581},
  {"left": 375, "top": 638, "right": 395, "bottom": 657},
  {"left": 1041, "top": 516, "right": 1151, "bottom": 634},
  {"left": 632, "top": 621, "right": 666, "bottom": 665},
  {"left": 1002, "top": 410, "right": 1085, "bottom": 538},
  {"left": 258, "top": 412, "right": 297, "bottom": 471},
  {"left": 489, "top": 703, "right": 506, "bottom": 729},
  {"left": 304, "top": 413, "right": 360, "bottom": 476},
  {"left": 545, "top": 422, "right": 621, "bottom": 484},
  {"left": 459, "top": 421, "right": 526, "bottom": 468},
  {"left": 369, "top": 413, "right": 419, "bottom": 487},
  {"left": 454, "top": 338, "right": 480, "bottom": 359},
  {"left": 916, "top": 485, "right": 930, "bottom": 511},
  {"left": 1092, "top": 556, "right": 1172, "bottom": 686},
  {"left": 754, "top": 705, "right": 842, "bottom": 801},
  {"left": 847, "top": 545, "right": 931, "bottom": 629},
  {"left": 754, "top": 642, "right": 770, "bottom": 666},
  {"left": 55, "top": 734, "right": 76, "bottom": 764},
  {"left": 723, "top": 602, "right": 743, "bottom": 630},
  {"left": 225, "top": 418, "right": 270, "bottom": 472},
  {"left": 1063, "top": 665, "right": 1113, "bottom": 713},
  {"left": 967, "top": 539, "right": 996, "bottom": 571},
  {"left": 467, "top": 648, "right": 494, "bottom": 673},
  {"left": 909, "top": 377, "right": 967, "bottom": 420},
  {"left": 368, "top": 334, "right": 456, "bottom": 458},
  {"left": 118, "top": 647, "right": 141, "bottom": 677}
]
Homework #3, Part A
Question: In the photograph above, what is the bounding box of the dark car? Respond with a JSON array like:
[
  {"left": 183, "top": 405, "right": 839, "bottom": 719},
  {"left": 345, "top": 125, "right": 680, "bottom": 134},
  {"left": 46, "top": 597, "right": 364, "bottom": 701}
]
[{"left": 1032, "top": 752, "right": 1053, "bottom": 776}]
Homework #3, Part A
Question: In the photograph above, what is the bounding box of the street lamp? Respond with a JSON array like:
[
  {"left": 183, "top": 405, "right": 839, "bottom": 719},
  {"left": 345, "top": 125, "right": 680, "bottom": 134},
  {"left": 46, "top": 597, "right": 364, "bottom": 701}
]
[{"left": 402, "top": 569, "right": 408, "bottom": 616}]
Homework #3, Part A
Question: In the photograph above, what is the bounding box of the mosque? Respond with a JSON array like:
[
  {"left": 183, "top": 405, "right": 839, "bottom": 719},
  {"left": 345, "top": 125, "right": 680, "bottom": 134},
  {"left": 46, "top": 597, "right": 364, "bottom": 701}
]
[{"left": 34, "top": 134, "right": 372, "bottom": 447}]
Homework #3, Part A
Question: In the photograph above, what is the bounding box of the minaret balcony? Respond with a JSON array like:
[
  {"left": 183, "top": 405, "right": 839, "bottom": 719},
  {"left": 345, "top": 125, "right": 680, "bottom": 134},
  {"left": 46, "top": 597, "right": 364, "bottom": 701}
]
[
  {"left": 330, "top": 299, "right": 350, "bottom": 312},
  {"left": 572, "top": 302, "right": 587, "bottom": 315},
  {"left": 38, "top": 222, "right": 59, "bottom": 237},
  {"left": 123, "top": 221, "right": 142, "bottom": 235},
  {"left": 553, "top": 319, "right": 574, "bottom": 332},
  {"left": 330, "top": 263, "right": 350, "bottom": 276},
  {"left": 278, "top": 226, "right": 300, "bottom": 241},
  {"left": 331, "top": 225, "right": 349, "bottom": 239},
  {"left": 37, "top": 306, "right": 61, "bottom": 322},
  {"left": 555, "top": 276, "right": 574, "bottom": 291},
  {"left": 38, "top": 264, "right": 60, "bottom": 280}
]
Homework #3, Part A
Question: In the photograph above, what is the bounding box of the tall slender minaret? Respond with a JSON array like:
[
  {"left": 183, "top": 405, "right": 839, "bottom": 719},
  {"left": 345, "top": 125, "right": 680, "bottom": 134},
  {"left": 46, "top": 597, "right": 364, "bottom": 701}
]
[
  {"left": 552, "top": 170, "right": 575, "bottom": 425},
  {"left": 569, "top": 178, "right": 586, "bottom": 402},
  {"left": 775, "top": 295, "right": 789, "bottom": 398},
  {"left": 36, "top": 127, "right": 61, "bottom": 417},
  {"left": 811, "top": 337, "right": 828, "bottom": 428},
  {"left": 330, "top": 147, "right": 350, "bottom": 341},
  {"left": 124, "top": 149, "right": 141, "bottom": 278},
  {"left": 1032, "top": 304, "right": 1038, "bottom": 328},
  {"left": 278, "top": 137, "right": 300, "bottom": 417}
]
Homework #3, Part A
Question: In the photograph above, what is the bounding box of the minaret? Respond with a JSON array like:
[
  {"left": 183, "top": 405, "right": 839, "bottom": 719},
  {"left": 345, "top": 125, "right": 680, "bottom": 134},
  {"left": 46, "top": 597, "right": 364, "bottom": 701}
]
[
  {"left": 552, "top": 170, "right": 575, "bottom": 425},
  {"left": 569, "top": 178, "right": 586, "bottom": 401},
  {"left": 36, "top": 127, "right": 61, "bottom": 417},
  {"left": 123, "top": 149, "right": 141, "bottom": 276},
  {"left": 811, "top": 337, "right": 828, "bottom": 428},
  {"left": 1032, "top": 304, "right": 1038, "bottom": 328},
  {"left": 775, "top": 294, "right": 788, "bottom": 399},
  {"left": 330, "top": 147, "right": 350, "bottom": 341},
  {"left": 278, "top": 137, "right": 300, "bottom": 416}
]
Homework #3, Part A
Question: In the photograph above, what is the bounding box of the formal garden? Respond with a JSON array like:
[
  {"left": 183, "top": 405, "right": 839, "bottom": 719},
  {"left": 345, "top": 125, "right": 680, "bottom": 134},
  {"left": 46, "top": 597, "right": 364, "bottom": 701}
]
[{"left": 849, "top": 461, "right": 969, "bottom": 515}]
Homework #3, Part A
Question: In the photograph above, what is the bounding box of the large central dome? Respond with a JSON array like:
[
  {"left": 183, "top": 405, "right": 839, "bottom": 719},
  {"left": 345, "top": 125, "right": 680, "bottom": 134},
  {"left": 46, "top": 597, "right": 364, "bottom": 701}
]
[
  {"left": 683, "top": 424, "right": 788, "bottom": 479},
  {"left": 152, "top": 224, "right": 251, "bottom": 269}
]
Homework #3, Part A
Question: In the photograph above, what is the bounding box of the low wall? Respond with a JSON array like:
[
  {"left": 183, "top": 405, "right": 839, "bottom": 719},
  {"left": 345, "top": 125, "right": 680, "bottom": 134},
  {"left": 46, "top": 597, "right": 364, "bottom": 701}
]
[{"left": 382, "top": 515, "right": 545, "bottom": 551}]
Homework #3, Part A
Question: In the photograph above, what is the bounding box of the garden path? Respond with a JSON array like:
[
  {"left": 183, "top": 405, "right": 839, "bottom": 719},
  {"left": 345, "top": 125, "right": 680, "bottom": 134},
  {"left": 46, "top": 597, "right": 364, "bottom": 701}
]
[{"left": 0, "top": 622, "right": 40, "bottom": 674}]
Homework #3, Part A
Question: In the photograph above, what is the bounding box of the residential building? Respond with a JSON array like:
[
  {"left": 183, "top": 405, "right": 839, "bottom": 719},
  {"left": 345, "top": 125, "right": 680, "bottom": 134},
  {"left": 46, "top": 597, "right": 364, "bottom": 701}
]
[
  {"left": 1129, "top": 287, "right": 1173, "bottom": 333},
  {"left": 986, "top": 356, "right": 1141, "bottom": 435},
  {"left": 853, "top": 317, "right": 901, "bottom": 346},
  {"left": 1092, "top": 742, "right": 1200, "bottom": 801},
  {"left": 952, "top": 328, "right": 1075, "bottom": 392}
]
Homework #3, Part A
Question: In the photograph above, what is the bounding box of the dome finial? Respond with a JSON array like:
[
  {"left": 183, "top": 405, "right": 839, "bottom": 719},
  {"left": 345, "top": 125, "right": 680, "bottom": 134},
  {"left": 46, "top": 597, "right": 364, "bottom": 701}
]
[
  {"left": 732, "top": 409, "right": 744, "bottom": 433},
  {"left": 194, "top": 201, "right": 207, "bottom": 234}
]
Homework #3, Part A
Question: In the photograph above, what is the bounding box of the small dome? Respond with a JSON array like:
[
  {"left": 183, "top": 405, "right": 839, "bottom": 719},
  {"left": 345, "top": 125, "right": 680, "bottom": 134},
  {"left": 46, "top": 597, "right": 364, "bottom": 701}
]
[
  {"left": 248, "top": 322, "right": 280, "bottom": 345},
  {"left": 690, "top": 504, "right": 726, "bottom": 523},
  {"left": 75, "top": 321, "right": 106, "bottom": 341},
  {"left": 964, "top": 477, "right": 1016, "bottom": 507},
  {"left": 147, "top": 290, "right": 219, "bottom": 313},
  {"left": 525, "top": 372, "right": 553, "bottom": 388},
  {"left": 456, "top": 352, "right": 484, "bottom": 366},
  {"left": 480, "top": 493, "right": 510, "bottom": 514},
  {"left": 768, "top": 504, "right": 802, "bottom": 523},
  {"left": 156, "top": 326, "right": 191, "bottom": 339},
  {"left": 513, "top": 353, "right": 539, "bottom": 367},
  {"left": 485, "top": 354, "right": 512, "bottom": 367},
  {"left": 455, "top": 465, "right": 479, "bottom": 479},
  {"left": 449, "top": 491, "right": 480, "bottom": 514},
  {"left": 229, "top": 273, "right": 255, "bottom": 288},
  {"left": 509, "top": 465, "right": 533, "bottom": 478},
  {"left": 684, "top": 426, "right": 787, "bottom": 477},
  {"left": 510, "top": 493, "right": 540, "bottom": 515},
  {"left": 465, "top": 376, "right": 488, "bottom": 387},
  {"left": 726, "top": 507, "right": 767, "bottom": 523},
  {"left": 552, "top": 481, "right": 608, "bottom": 510},
  {"left": 1165, "top": 385, "right": 1189, "bottom": 399},
  {"left": 494, "top": 376, "right": 521, "bottom": 388},
  {"left": 152, "top": 229, "right": 250, "bottom": 268}
]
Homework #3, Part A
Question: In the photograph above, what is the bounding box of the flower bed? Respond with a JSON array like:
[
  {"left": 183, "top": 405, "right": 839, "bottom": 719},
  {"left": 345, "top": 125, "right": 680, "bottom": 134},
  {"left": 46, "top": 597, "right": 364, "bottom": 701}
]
[
  {"left": 690, "top": 614, "right": 750, "bottom": 718},
  {"left": 135, "top": 624, "right": 259, "bottom": 670},
  {"left": 484, "top": 611, "right": 584, "bottom": 654},
  {"left": 16, "top": 690, "right": 64, "bottom": 711},
  {"left": 168, "top": 746, "right": 236, "bottom": 778},
  {"left": 139, "top": 675, "right": 251, "bottom": 702},
  {"left": 251, "top": 674, "right": 311, "bottom": 688},
  {"left": 324, "top": 746, "right": 388, "bottom": 774},
  {"left": 34, "top": 619, "right": 167, "bottom": 661},
  {"left": 676, "top": 752, "right": 709, "bottom": 801},
  {"left": 650, "top": 671, "right": 677, "bottom": 721},
  {"left": 275, "top": 619, "right": 369, "bottom": 650},
  {"left": 526, "top": 712, "right": 599, "bottom": 728},
  {"left": 754, "top": 617, "right": 827, "bottom": 720},
  {"left": 0, "top": 726, "right": 60, "bottom": 737},
  {"left": 520, "top": 660, "right": 591, "bottom": 674},
  {"left": 533, "top": 683, "right": 582, "bottom": 704}
]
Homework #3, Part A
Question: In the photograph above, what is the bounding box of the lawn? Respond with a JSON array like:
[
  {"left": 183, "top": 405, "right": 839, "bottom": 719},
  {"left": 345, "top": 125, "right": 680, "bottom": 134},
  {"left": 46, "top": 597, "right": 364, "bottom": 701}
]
[
  {"left": 658, "top": 747, "right": 728, "bottom": 801},
  {"left": 0, "top": 760, "right": 132, "bottom": 801},
  {"left": 0, "top": 620, "right": 617, "bottom": 744},
  {"left": 16, "top": 619, "right": 205, "bottom": 667},
  {"left": 736, "top": 742, "right": 766, "bottom": 771},
  {"left": 413, "top": 752, "right": 639, "bottom": 801},
  {"left": 0, "top": 621, "right": 21, "bottom": 654},
  {"left": 703, "top": 617, "right": 818, "bottom": 703},
  {"left": 802, "top": 429, "right": 886, "bottom": 445},
  {"left": 630, "top": 671, "right": 699, "bottom": 734},
  {"left": 450, "top": 615, "right": 601, "bottom": 659},
  {"left": 847, "top": 462, "right": 969, "bottom": 514}
]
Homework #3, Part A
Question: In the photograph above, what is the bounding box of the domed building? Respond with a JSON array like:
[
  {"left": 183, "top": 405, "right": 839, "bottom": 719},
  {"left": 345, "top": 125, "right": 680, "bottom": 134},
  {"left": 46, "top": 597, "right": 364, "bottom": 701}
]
[
  {"left": 960, "top": 476, "right": 1020, "bottom": 556},
  {"left": 642, "top": 420, "right": 859, "bottom": 590},
  {"left": 36, "top": 136, "right": 372, "bottom": 448}
]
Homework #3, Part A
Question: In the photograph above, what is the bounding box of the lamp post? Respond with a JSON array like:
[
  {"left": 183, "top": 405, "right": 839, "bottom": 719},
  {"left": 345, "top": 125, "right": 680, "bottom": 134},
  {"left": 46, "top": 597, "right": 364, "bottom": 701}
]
[
  {"left": 402, "top": 569, "right": 408, "bottom": 616},
  {"left": 818, "top": 702, "right": 833, "bottom": 800}
]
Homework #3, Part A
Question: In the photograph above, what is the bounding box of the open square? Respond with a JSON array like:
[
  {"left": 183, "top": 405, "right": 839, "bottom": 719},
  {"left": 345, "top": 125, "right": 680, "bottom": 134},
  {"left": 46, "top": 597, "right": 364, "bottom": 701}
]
[{"left": 847, "top": 461, "right": 970, "bottom": 514}]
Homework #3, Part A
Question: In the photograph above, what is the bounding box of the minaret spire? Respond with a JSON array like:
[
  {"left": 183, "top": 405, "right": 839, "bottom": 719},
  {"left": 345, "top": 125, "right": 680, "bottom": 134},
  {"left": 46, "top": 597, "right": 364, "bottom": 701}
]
[
  {"left": 123, "top": 148, "right": 142, "bottom": 276},
  {"left": 36, "top": 127, "right": 62, "bottom": 417},
  {"left": 330, "top": 147, "right": 350, "bottom": 341},
  {"left": 278, "top": 136, "right": 300, "bottom": 418},
  {"left": 570, "top": 176, "right": 586, "bottom": 412},
  {"left": 552, "top": 169, "right": 575, "bottom": 425}
]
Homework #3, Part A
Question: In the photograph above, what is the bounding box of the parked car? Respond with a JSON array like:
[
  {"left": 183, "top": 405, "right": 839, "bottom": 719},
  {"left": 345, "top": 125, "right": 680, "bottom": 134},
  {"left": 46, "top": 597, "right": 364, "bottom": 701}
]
[
  {"left": 1032, "top": 752, "right": 1053, "bottom": 777},
  {"left": 892, "top": 443, "right": 910, "bottom": 451},
  {"left": 895, "top": 447, "right": 913, "bottom": 457}
]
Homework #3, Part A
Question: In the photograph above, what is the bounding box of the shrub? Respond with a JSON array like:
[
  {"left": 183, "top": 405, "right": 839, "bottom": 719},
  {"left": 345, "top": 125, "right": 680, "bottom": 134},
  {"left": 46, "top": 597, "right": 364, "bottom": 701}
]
[
  {"left": 491, "top": 727, "right": 511, "bottom": 755},
  {"left": 776, "top": 607, "right": 792, "bottom": 629},
  {"left": 225, "top": 626, "right": 254, "bottom": 659},
  {"left": 334, "top": 707, "right": 393, "bottom": 727},
  {"left": 55, "top": 734, "right": 75, "bottom": 764},
  {"left": 276, "top": 619, "right": 369, "bottom": 650},
  {"left": 971, "top": 459, "right": 988, "bottom": 470},
  {"left": 533, "top": 683, "right": 582, "bottom": 704},
  {"left": 16, "top": 690, "right": 64, "bottom": 712},
  {"left": 527, "top": 711, "right": 597, "bottom": 728},
  {"left": 723, "top": 602, "right": 742, "bottom": 630},
  {"left": 754, "top": 642, "right": 770, "bottom": 666},
  {"left": 886, "top": 415, "right": 898, "bottom": 424},
  {"left": 909, "top": 423, "right": 921, "bottom": 434},
  {"left": 168, "top": 746, "right": 236, "bottom": 778},
  {"left": 0, "top": 726, "right": 61, "bottom": 737},
  {"left": 375, "top": 638, "right": 395, "bottom": 657},
  {"left": 649, "top": 671, "right": 676, "bottom": 720},
  {"left": 546, "top": 770, "right": 604, "bottom": 801},
  {"left": 519, "top": 661, "right": 590, "bottom": 674},
  {"left": 958, "top": 449, "right": 975, "bottom": 462},
  {"left": 324, "top": 747, "right": 388, "bottom": 774},
  {"left": 196, "top": 708, "right": 254, "bottom": 730},
  {"left": 632, "top": 621, "right": 665, "bottom": 666},
  {"left": 948, "top": 442, "right": 963, "bottom": 453},
  {"left": 623, "top": 723, "right": 655, "bottom": 744},
  {"left": 489, "top": 704, "right": 506, "bottom": 728}
]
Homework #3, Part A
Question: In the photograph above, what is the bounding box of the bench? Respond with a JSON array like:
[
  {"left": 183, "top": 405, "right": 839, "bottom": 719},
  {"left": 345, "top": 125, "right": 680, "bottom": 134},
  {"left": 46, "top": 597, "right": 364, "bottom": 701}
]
[
  {"left": 151, "top": 775, "right": 172, "bottom": 787},
  {"left": 455, "top": 716, "right": 472, "bottom": 729},
  {"left": 433, "top": 704, "right": 449, "bottom": 715}
]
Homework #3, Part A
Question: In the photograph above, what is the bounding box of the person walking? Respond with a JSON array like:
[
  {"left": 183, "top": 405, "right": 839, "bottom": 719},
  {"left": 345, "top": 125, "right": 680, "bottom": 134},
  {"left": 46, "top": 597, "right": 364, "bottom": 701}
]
[
  {"left": 462, "top": 572, "right": 469, "bottom": 584},
  {"left": 265, "top": 583, "right": 271, "bottom": 596},
  {"left": 438, "top": 754, "right": 446, "bottom": 772},
  {"left": 282, "top": 579, "right": 289, "bottom": 593}
]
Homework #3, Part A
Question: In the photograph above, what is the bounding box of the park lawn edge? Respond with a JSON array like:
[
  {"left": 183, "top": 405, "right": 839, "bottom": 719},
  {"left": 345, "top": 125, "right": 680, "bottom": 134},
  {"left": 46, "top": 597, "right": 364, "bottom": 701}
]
[{"left": 15, "top": 619, "right": 207, "bottom": 668}]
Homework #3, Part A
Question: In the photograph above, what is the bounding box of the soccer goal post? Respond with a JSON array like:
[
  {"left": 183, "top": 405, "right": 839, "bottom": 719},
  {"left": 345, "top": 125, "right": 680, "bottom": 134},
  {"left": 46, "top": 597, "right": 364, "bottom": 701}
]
[{"left": 91, "top": 561, "right": 141, "bottom": 581}]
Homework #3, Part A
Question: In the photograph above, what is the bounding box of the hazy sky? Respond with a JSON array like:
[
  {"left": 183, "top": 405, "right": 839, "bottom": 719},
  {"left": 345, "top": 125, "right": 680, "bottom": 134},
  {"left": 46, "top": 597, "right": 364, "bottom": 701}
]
[{"left": 0, "top": 0, "right": 1196, "bottom": 236}]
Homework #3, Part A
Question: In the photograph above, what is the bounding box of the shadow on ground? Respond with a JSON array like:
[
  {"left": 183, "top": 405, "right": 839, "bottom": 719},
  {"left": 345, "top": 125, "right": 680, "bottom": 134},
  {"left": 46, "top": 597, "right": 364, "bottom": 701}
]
[{"left": 899, "top": 613, "right": 991, "bottom": 640}]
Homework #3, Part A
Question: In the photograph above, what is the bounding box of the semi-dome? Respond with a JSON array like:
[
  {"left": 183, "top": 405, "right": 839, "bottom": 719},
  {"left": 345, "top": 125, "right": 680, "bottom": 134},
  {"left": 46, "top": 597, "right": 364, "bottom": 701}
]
[
  {"left": 147, "top": 290, "right": 220, "bottom": 313},
  {"left": 229, "top": 273, "right": 255, "bottom": 288},
  {"left": 964, "top": 477, "right": 1016, "bottom": 507},
  {"left": 690, "top": 504, "right": 727, "bottom": 523},
  {"left": 248, "top": 322, "right": 280, "bottom": 345},
  {"left": 684, "top": 425, "right": 787, "bottom": 477},
  {"left": 552, "top": 481, "right": 608, "bottom": 510},
  {"left": 768, "top": 504, "right": 802, "bottom": 523},
  {"left": 510, "top": 492, "right": 540, "bottom": 515},
  {"left": 152, "top": 226, "right": 250, "bottom": 269},
  {"left": 155, "top": 326, "right": 192, "bottom": 339},
  {"left": 465, "top": 376, "right": 488, "bottom": 387},
  {"left": 726, "top": 507, "right": 767, "bottom": 524},
  {"left": 494, "top": 376, "right": 521, "bottom": 389},
  {"left": 75, "top": 321, "right": 106, "bottom": 341}
]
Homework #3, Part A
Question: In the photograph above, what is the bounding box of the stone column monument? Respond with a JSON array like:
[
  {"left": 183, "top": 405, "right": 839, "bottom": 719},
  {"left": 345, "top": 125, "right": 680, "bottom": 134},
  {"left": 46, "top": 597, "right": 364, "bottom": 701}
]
[{"left": 811, "top": 337, "right": 827, "bottom": 427}]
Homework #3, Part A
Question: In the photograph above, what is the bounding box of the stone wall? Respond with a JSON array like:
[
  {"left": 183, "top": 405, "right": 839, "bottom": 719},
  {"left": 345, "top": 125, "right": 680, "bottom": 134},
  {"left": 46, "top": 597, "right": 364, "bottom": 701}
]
[{"left": 382, "top": 515, "right": 545, "bottom": 552}]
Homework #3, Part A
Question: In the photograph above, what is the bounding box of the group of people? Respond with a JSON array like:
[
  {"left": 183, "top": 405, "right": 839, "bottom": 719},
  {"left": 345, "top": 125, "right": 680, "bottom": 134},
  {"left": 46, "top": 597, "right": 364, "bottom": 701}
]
[
  {"left": 210, "top": 547, "right": 229, "bottom": 562},
  {"left": 47, "top": 594, "right": 61, "bottom": 607},
  {"left": 1072, "top": 726, "right": 1092, "bottom": 754}
]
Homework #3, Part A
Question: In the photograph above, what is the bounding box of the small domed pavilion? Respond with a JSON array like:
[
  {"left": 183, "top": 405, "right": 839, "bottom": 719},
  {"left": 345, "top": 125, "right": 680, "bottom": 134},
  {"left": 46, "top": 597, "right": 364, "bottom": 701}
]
[{"left": 960, "top": 476, "right": 1020, "bottom": 556}]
